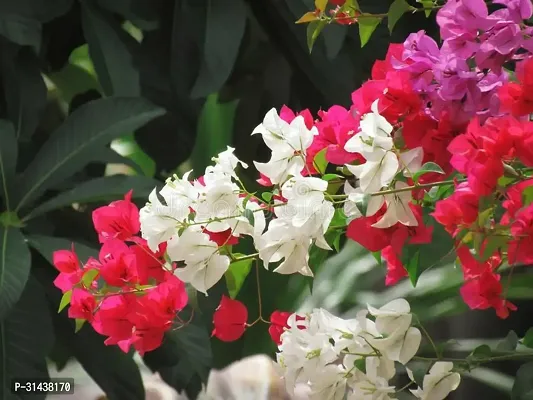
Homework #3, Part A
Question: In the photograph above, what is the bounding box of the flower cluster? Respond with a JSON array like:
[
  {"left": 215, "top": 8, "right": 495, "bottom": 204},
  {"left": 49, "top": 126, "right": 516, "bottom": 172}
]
[
  {"left": 52, "top": 191, "right": 188, "bottom": 355},
  {"left": 274, "top": 299, "right": 460, "bottom": 400}
]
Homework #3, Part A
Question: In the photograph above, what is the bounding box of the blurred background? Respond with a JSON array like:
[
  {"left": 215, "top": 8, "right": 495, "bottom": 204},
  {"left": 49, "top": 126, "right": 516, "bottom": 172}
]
[{"left": 1, "top": 0, "right": 532, "bottom": 399}]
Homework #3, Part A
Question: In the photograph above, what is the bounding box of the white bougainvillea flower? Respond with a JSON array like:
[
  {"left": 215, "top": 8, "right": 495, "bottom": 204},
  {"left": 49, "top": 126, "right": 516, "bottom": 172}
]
[
  {"left": 281, "top": 176, "right": 328, "bottom": 204},
  {"left": 140, "top": 188, "right": 189, "bottom": 252},
  {"left": 257, "top": 219, "right": 314, "bottom": 276},
  {"left": 309, "top": 364, "right": 347, "bottom": 400},
  {"left": 348, "top": 357, "right": 397, "bottom": 400},
  {"left": 211, "top": 146, "right": 248, "bottom": 178},
  {"left": 345, "top": 151, "right": 399, "bottom": 194},
  {"left": 371, "top": 182, "right": 418, "bottom": 229},
  {"left": 193, "top": 181, "right": 241, "bottom": 232},
  {"left": 343, "top": 181, "right": 385, "bottom": 221},
  {"left": 360, "top": 100, "right": 394, "bottom": 139},
  {"left": 165, "top": 228, "right": 230, "bottom": 293},
  {"left": 252, "top": 109, "right": 317, "bottom": 185},
  {"left": 367, "top": 298, "right": 413, "bottom": 335},
  {"left": 172, "top": 253, "right": 230, "bottom": 295},
  {"left": 254, "top": 149, "right": 305, "bottom": 185},
  {"left": 398, "top": 147, "right": 424, "bottom": 177},
  {"left": 408, "top": 362, "right": 461, "bottom": 400}
]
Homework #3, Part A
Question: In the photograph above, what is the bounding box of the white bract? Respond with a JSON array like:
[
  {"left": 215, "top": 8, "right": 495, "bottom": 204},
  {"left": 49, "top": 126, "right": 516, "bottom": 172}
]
[
  {"left": 273, "top": 299, "right": 445, "bottom": 400},
  {"left": 408, "top": 362, "right": 461, "bottom": 400},
  {"left": 252, "top": 108, "right": 318, "bottom": 185}
]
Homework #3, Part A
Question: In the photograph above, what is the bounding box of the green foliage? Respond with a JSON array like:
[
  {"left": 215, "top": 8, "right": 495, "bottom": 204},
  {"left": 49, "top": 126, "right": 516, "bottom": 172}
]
[
  {"left": 388, "top": 0, "right": 413, "bottom": 33},
  {"left": 412, "top": 162, "right": 445, "bottom": 183},
  {"left": 522, "top": 328, "right": 533, "bottom": 349},
  {"left": 358, "top": 17, "right": 382, "bottom": 47},
  {"left": 512, "top": 362, "right": 533, "bottom": 400},
  {"left": 496, "top": 331, "right": 519, "bottom": 352},
  {"left": 225, "top": 255, "right": 254, "bottom": 299},
  {"left": 313, "top": 147, "right": 329, "bottom": 175},
  {"left": 401, "top": 212, "right": 455, "bottom": 286}
]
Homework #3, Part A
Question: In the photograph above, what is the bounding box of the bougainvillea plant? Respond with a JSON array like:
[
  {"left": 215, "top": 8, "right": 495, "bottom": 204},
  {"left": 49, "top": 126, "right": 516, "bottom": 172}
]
[{"left": 53, "top": 0, "right": 533, "bottom": 398}]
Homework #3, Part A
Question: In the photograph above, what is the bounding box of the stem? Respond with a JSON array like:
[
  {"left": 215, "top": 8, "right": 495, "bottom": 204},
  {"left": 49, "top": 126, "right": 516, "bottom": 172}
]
[
  {"left": 414, "top": 353, "right": 533, "bottom": 364},
  {"left": 234, "top": 253, "right": 259, "bottom": 262},
  {"left": 415, "top": 315, "right": 441, "bottom": 359}
]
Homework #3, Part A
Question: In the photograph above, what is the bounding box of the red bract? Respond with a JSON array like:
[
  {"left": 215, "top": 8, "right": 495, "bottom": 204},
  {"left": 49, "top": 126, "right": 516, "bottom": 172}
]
[
  {"left": 269, "top": 311, "right": 307, "bottom": 345},
  {"left": 456, "top": 245, "right": 501, "bottom": 280},
  {"left": 432, "top": 182, "right": 480, "bottom": 237},
  {"left": 499, "top": 57, "right": 533, "bottom": 117},
  {"left": 97, "top": 239, "right": 139, "bottom": 287},
  {"left": 92, "top": 190, "right": 140, "bottom": 243},
  {"left": 129, "top": 239, "right": 167, "bottom": 284},
  {"left": 68, "top": 289, "right": 96, "bottom": 321},
  {"left": 203, "top": 228, "right": 239, "bottom": 246},
  {"left": 92, "top": 294, "right": 137, "bottom": 347},
  {"left": 460, "top": 270, "right": 516, "bottom": 319},
  {"left": 507, "top": 204, "right": 533, "bottom": 265},
  {"left": 52, "top": 246, "right": 83, "bottom": 293},
  {"left": 381, "top": 246, "right": 408, "bottom": 286},
  {"left": 311, "top": 106, "right": 363, "bottom": 166},
  {"left": 501, "top": 179, "right": 533, "bottom": 224},
  {"left": 212, "top": 296, "right": 248, "bottom": 342}
]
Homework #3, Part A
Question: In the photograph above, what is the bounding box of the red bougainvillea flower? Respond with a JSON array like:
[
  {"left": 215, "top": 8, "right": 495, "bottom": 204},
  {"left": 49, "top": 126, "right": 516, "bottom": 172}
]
[
  {"left": 129, "top": 239, "right": 167, "bottom": 284},
  {"left": 212, "top": 296, "right": 248, "bottom": 342},
  {"left": 460, "top": 270, "right": 516, "bottom": 319},
  {"left": 97, "top": 239, "right": 139, "bottom": 287},
  {"left": 269, "top": 311, "right": 307, "bottom": 345},
  {"left": 52, "top": 245, "right": 83, "bottom": 293},
  {"left": 507, "top": 204, "right": 533, "bottom": 265},
  {"left": 499, "top": 57, "right": 533, "bottom": 117},
  {"left": 92, "top": 189, "right": 140, "bottom": 243},
  {"left": 92, "top": 294, "right": 137, "bottom": 347},
  {"left": 381, "top": 246, "right": 408, "bottom": 286},
  {"left": 68, "top": 289, "right": 96, "bottom": 322},
  {"left": 203, "top": 227, "right": 239, "bottom": 246}
]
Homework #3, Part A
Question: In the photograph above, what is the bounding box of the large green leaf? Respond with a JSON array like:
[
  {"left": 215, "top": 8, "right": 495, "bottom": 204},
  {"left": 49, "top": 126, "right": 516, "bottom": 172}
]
[
  {"left": 0, "top": 121, "right": 17, "bottom": 211},
  {"left": 96, "top": 0, "right": 159, "bottom": 31},
  {"left": 0, "top": 276, "right": 54, "bottom": 400},
  {"left": 25, "top": 175, "right": 160, "bottom": 220},
  {"left": 512, "top": 362, "right": 533, "bottom": 400},
  {"left": 0, "top": 227, "right": 31, "bottom": 319},
  {"left": 191, "top": 93, "right": 238, "bottom": 174},
  {"left": 12, "top": 97, "right": 165, "bottom": 211},
  {"left": 0, "top": 14, "right": 41, "bottom": 50},
  {"left": 0, "top": 0, "right": 73, "bottom": 23},
  {"left": 0, "top": 46, "right": 47, "bottom": 142},
  {"left": 81, "top": 1, "right": 141, "bottom": 97},
  {"left": 26, "top": 234, "right": 98, "bottom": 265},
  {"left": 190, "top": 0, "right": 247, "bottom": 98}
]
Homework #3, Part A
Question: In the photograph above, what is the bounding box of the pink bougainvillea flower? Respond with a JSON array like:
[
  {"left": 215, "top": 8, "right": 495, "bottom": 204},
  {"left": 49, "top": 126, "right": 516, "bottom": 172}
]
[{"left": 92, "top": 190, "right": 140, "bottom": 243}]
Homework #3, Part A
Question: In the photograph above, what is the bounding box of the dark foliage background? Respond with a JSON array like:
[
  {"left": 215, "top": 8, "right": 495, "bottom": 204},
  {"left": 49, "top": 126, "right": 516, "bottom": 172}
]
[{"left": 0, "top": 0, "right": 528, "bottom": 399}]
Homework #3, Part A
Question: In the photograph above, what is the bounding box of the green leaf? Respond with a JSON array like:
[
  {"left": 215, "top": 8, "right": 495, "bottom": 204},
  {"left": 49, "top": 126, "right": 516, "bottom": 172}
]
[
  {"left": 225, "top": 255, "right": 254, "bottom": 299},
  {"left": 190, "top": 0, "right": 247, "bottom": 98},
  {"left": 0, "top": 14, "right": 41, "bottom": 51},
  {"left": 523, "top": 186, "right": 533, "bottom": 207},
  {"left": 307, "top": 20, "right": 327, "bottom": 53},
  {"left": 243, "top": 209, "right": 255, "bottom": 227},
  {"left": 401, "top": 213, "right": 455, "bottom": 286},
  {"left": 26, "top": 234, "right": 98, "bottom": 265},
  {"left": 354, "top": 358, "right": 366, "bottom": 374},
  {"left": 523, "top": 328, "right": 533, "bottom": 349},
  {"left": 0, "top": 227, "right": 31, "bottom": 319},
  {"left": 330, "top": 208, "right": 347, "bottom": 227},
  {"left": 0, "top": 120, "right": 17, "bottom": 211},
  {"left": 496, "top": 331, "right": 519, "bottom": 352},
  {"left": 75, "top": 318, "right": 86, "bottom": 333},
  {"left": 296, "top": 11, "right": 320, "bottom": 24},
  {"left": 315, "top": 0, "right": 328, "bottom": 12},
  {"left": 191, "top": 93, "right": 238, "bottom": 174},
  {"left": 358, "top": 16, "right": 382, "bottom": 47},
  {"left": 313, "top": 148, "right": 328, "bottom": 175},
  {"left": 323, "top": 173, "right": 342, "bottom": 181},
  {"left": 81, "top": 1, "right": 141, "bottom": 96},
  {"left": 12, "top": 97, "right": 165, "bottom": 211},
  {"left": 25, "top": 175, "right": 161, "bottom": 220},
  {"left": 512, "top": 362, "right": 533, "bottom": 400},
  {"left": 412, "top": 162, "right": 445, "bottom": 183},
  {"left": 262, "top": 192, "right": 273, "bottom": 202},
  {"left": 96, "top": 0, "right": 159, "bottom": 31},
  {"left": 480, "top": 234, "right": 507, "bottom": 261},
  {"left": 0, "top": 47, "right": 47, "bottom": 141},
  {"left": 408, "top": 360, "right": 431, "bottom": 386},
  {"left": 82, "top": 269, "right": 99, "bottom": 288},
  {"left": 467, "top": 344, "right": 492, "bottom": 364},
  {"left": 58, "top": 290, "right": 72, "bottom": 313},
  {"left": 0, "top": 276, "right": 55, "bottom": 399},
  {"left": 355, "top": 193, "right": 371, "bottom": 217},
  {"left": 388, "top": 0, "right": 412, "bottom": 33},
  {"left": 372, "top": 251, "right": 382, "bottom": 265},
  {"left": 417, "top": 0, "right": 434, "bottom": 17}
]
